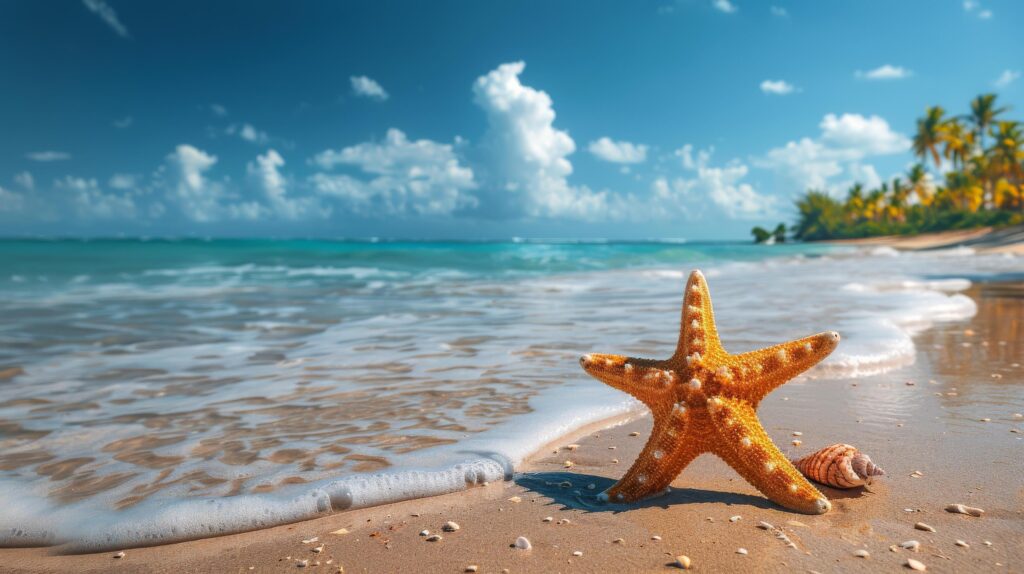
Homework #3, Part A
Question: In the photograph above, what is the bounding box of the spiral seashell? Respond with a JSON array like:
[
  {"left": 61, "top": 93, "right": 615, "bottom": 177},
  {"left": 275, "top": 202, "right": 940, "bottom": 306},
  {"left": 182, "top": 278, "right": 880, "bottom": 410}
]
[{"left": 790, "top": 444, "right": 885, "bottom": 489}]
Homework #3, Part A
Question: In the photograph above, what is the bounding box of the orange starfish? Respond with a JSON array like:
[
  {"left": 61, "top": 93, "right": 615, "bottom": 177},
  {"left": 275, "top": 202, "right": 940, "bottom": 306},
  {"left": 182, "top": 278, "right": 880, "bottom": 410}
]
[{"left": 580, "top": 270, "right": 840, "bottom": 514}]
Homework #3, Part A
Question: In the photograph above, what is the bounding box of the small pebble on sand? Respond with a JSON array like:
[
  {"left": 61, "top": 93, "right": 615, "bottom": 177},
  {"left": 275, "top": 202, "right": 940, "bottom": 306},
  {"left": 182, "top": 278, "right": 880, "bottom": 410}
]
[
  {"left": 629, "top": 432, "right": 640, "bottom": 436},
  {"left": 612, "top": 538, "right": 624, "bottom": 544},
  {"left": 792, "top": 431, "right": 803, "bottom": 436},
  {"left": 443, "top": 521, "right": 460, "bottom": 532},
  {"left": 979, "top": 418, "right": 991, "bottom": 422},
  {"left": 543, "top": 516, "right": 553, "bottom": 523},
  {"left": 945, "top": 503, "right": 984, "bottom": 517},
  {"left": 113, "top": 551, "right": 125, "bottom": 559},
  {"left": 914, "top": 522, "right": 936, "bottom": 532},
  {"left": 330, "top": 528, "right": 349, "bottom": 535},
  {"left": 757, "top": 521, "right": 773, "bottom": 530},
  {"left": 906, "top": 557, "right": 927, "bottom": 571},
  {"left": 983, "top": 541, "right": 992, "bottom": 547},
  {"left": 612, "top": 459, "right": 619, "bottom": 464},
  {"left": 566, "top": 444, "right": 580, "bottom": 451},
  {"left": 312, "top": 545, "right": 324, "bottom": 553},
  {"left": 729, "top": 515, "right": 742, "bottom": 522},
  {"left": 572, "top": 551, "right": 583, "bottom": 557},
  {"left": 736, "top": 548, "right": 748, "bottom": 555},
  {"left": 420, "top": 530, "right": 430, "bottom": 536},
  {"left": 955, "top": 540, "right": 969, "bottom": 548},
  {"left": 900, "top": 540, "right": 921, "bottom": 552},
  {"left": 508, "top": 496, "right": 522, "bottom": 503},
  {"left": 426, "top": 534, "right": 443, "bottom": 542},
  {"left": 514, "top": 536, "right": 532, "bottom": 550},
  {"left": 651, "top": 535, "right": 662, "bottom": 541},
  {"left": 558, "top": 519, "right": 571, "bottom": 525},
  {"left": 608, "top": 445, "right": 617, "bottom": 450},
  {"left": 674, "top": 555, "right": 692, "bottom": 569},
  {"left": 1014, "top": 413, "right": 1023, "bottom": 419},
  {"left": 854, "top": 549, "right": 870, "bottom": 558},
  {"left": 910, "top": 470, "right": 924, "bottom": 478},
  {"left": 302, "top": 537, "right": 319, "bottom": 544},
  {"left": 792, "top": 439, "right": 802, "bottom": 446},
  {"left": 296, "top": 559, "right": 309, "bottom": 568},
  {"left": 563, "top": 460, "right": 574, "bottom": 468},
  {"left": 465, "top": 566, "right": 478, "bottom": 573}
]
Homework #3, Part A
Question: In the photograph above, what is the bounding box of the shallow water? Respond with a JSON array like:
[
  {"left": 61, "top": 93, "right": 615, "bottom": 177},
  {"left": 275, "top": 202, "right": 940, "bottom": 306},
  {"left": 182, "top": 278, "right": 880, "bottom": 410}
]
[{"left": 0, "top": 239, "right": 1019, "bottom": 548}]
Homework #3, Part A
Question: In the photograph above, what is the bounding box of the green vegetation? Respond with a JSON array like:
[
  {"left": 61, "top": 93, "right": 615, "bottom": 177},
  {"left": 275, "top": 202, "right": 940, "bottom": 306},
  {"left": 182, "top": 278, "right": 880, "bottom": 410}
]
[
  {"left": 751, "top": 223, "right": 787, "bottom": 244},
  {"left": 760, "top": 94, "right": 1024, "bottom": 242}
]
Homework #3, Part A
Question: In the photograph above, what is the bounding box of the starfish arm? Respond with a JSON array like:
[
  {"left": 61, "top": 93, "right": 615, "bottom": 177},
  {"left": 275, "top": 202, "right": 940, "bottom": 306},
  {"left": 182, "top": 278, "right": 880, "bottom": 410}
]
[
  {"left": 600, "top": 410, "right": 701, "bottom": 503},
  {"left": 673, "top": 270, "right": 724, "bottom": 362},
  {"left": 706, "top": 395, "right": 830, "bottom": 514},
  {"left": 579, "top": 354, "right": 677, "bottom": 410},
  {"left": 725, "top": 331, "right": 840, "bottom": 404}
]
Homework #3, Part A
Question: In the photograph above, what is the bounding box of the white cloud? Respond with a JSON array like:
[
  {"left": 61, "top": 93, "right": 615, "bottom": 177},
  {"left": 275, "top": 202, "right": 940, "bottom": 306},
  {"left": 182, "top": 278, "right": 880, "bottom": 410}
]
[
  {"left": 963, "top": 0, "right": 978, "bottom": 10},
  {"left": 225, "top": 123, "right": 270, "bottom": 145},
  {"left": 166, "top": 144, "right": 256, "bottom": 222},
  {"left": 855, "top": 65, "right": 912, "bottom": 80},
  {"left": 350, "top": 76, "right": 389, "bottom": 101},
  {"left": 210, "top": 104, "right": 228, "bottom": 117},
  {"left": 819, "top": 113, "right": 911, "bottom": 155},
  {"left": 0, "top": 185, "right": 25, "bottom": 213},
  {"left": 472, "top": 61, "right": 613, "bottom": 220},
  {"left": 113, "top": 116, "right": 133, "bottom": 129},
  {"left": 14, "top": 171, "right": 34, "bottom": 191},
  {"left": 760, "top": 79, "right": 796, "bottom": 95},
  {"left": 310, "top": 128, "right": 476, "bottom": 216},
  {"left": 994, "top": 69, "right": 1020, "bottom": 88},
  {"left": 587, "top": 137, "right": 648, "bottom": 163},
  {"left": 978, "top": 9, "right": 992, "bottom": 19},
  {"left": 26, "top": 151, "right": 71, "bottom": 162},
  {"left": 770, "top": 6, "right": 788, "bottom": 17},
  {"left": 108, "top": 173, "right": 137, "bottom": 190},
  {"left": 712, "top": 0, "right": 738, "bottom": 14},
  {"left": 56, "top": 176, "right": 137, "bottom": 219},
  {"left": 757, "top": 113, "right": 909, "bottom": 195},
  {"left": 82, "top": 0, "right": 128, "bottom": 38},
  {"left": 661, "top": 147, "right": 777, "bottom": 220},
  {"left": 247, "top": 150, "right": 328, "bottom": 220}
]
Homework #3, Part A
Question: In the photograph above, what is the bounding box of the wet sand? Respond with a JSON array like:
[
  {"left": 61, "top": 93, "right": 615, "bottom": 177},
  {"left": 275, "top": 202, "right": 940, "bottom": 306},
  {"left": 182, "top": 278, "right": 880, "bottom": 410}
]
[{"left": 3, "top": 282, "right": 1022, "bottom": 573}]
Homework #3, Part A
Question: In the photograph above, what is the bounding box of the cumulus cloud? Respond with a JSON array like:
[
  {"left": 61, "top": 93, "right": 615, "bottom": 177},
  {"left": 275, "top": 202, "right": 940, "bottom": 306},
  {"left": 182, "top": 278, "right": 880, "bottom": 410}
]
[
  {"left": 210, "top": 104, "right": 228, "bottom": 117},
  {"left": 588, "top": 137, "right": 648, "bottom": 163},
  {"left": 108, "top": 173, "right": 137, "bottom": 190},
  {"left": 472, "top": 61, "right": 613, "bottom": 220},
  {"left": 855, "top": 65, "right": 912, "bottom": 80},
  {"left": 14, "top": 171, "right": 34, "bottom": 191},
  {"left": 994, "top": 69, "right": 1020, "bottom": 88},
  {"left": 757, "top": 113, "right": 909, "bottom": 195},
  {"left": 659, "top": 146, "right": 777, "bottom": 220},
  {"left": 963, "top": 1, "right": 992, "bottom": 18},
  {"left": 760, "top": 79, "right": 796, "bottom": 95},
  {"left": 225, "top": 123, "right": 271, "bottom": 145},
  {"left": 712, "top": 0, "right": 738, "bottom": 14},
  {"left": 247, "top": 150, "right": 328, "bottom": 220},
  {"left": 350, "top": 76, "right": 389, "bottom": 101},
  {"left": 0, "top": 185, "right": 25, "bottom": 213},
  {"left": 310, "top": 128, "right": 476, "bottom": 216},
  {"left": 26, "top": 151, "right": 71, "bottom": 162},
  {"left": 166, "top": 144, "right": 261, "bottom": 221},
  {"left": 56, "top": 176, "right": 137, "bottom": 219},
  {"left": 770, "top": 6, "right": 788, "bottom": 17},
  {"left": 82, "top": 0, "right": 128, "bottom": 38}
]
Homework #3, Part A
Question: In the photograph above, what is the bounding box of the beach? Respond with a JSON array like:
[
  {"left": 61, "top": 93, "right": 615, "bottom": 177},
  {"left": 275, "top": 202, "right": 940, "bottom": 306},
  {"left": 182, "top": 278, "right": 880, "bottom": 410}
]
[{"left": 1, "top": 240, "right": 1021, "bottom": 573}]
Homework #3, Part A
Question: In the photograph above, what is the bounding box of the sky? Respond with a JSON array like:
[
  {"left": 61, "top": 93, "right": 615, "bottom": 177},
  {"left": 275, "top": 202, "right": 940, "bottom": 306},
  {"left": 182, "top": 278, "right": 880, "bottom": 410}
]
[{"left": 1, "top": 0, "right": 1021, "bottom": 240}]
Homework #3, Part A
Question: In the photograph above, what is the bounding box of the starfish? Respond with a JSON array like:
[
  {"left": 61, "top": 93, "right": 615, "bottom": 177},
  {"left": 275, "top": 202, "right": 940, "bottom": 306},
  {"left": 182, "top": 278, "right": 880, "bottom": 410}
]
[{"left": 579, "top": 270, "right": 840, "bottom": 514}]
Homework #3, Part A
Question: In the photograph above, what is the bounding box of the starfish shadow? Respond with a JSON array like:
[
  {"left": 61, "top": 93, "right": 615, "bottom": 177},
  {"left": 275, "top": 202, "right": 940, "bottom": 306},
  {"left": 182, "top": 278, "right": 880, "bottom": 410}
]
[{"left": 514, "top": 471, "right": 777, "bottom": 513}]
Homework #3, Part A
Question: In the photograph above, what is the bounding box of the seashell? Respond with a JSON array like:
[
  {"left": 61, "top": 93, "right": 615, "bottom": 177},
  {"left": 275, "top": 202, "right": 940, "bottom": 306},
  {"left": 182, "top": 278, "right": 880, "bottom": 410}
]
[{"left": 790, "top": 444, "right": 885, "bottom": 488}]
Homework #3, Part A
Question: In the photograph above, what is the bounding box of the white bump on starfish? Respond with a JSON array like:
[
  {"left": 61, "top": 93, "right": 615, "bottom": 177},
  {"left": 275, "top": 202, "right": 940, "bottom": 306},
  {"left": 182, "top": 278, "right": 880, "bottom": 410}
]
[
  {"left": 740, "top": 436, "right": 752, "bottom": 447},
  {"left": 708, "top": 396, "right": 723, "bottom": 411},
  {"left": 724, "top": 418, "right": 735, "bottom": 426},
  {"left": 653, "top": 450, "right": 663, "bottom": 460},
  {"left": 689, "top": 378, "right": 701, "bottom": 391},
  {"left": 692, "top": 337, "right": 703, "bottom": 348},
  {"left": 789, "top": 483, "right": 798, "bottom": 493},
  {"left": 582, "top": 354, "right": 592, "bottom": 364},
  {"left": 605, "top": 358, "right": 615, "bottom": 366},
  {"left": 686, "top": 352, "right": 702, "bottom": 367},
  {"left": 687, "top": 305, "right": 699, "bottom": 315},
  {"left": 624, "top": 363, "right": 634, "bottom": 373},
  {"left": 716, "top": 366, "right": 732, "bottom": 382},
  {"left": 776, "top": 349, "right": 787, "bottom": 364},
  {"left": 803, "top": 343, "right": 813, "bottom": 353},
  {"left": 764, "top": 461, "right": 776, "bottom": 472},
  {"left": 690, "top": 319, "right": 700, "bottom": 329},
  {"left": 637, "top": 474, "right": 646, "bottom": 484},
  {"left": 690, "top": 284, "right": 699, "bottom": 293}
]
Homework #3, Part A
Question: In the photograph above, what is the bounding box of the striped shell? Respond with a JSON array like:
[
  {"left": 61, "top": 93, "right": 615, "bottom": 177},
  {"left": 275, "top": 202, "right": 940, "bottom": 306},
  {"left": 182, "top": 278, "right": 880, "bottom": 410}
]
[{"left": 791, "top": 444, "right": 885, "bottom": 489}]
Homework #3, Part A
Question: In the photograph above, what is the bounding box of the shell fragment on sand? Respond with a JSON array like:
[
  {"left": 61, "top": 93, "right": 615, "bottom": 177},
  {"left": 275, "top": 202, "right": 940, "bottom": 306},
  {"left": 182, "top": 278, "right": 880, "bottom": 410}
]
[
  {"left": 914, "top": 522, "right": 936, "bottom": 532},
  {"left": 900, "top": 540, "right": 921, "bottom": 552},
  {"left": 945, "top": 503, "right": 984, "bottom": 517},
  {"left": 442, "top": 521, "right": 460, "bottom": 532},
  {"left": 514, "top": 536, "right": 531, "bottom": 550},
  {"left": 673, "top": 555, "right": 692, "bottom": 569},
  {"left": 906, "top": 557, "right": 927, "bottom": 571}
]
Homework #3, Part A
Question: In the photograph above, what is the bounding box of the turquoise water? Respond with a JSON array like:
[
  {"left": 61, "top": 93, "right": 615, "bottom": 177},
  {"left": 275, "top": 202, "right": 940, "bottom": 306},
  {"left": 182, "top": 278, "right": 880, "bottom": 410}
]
[{"left": 0, "top": 239, "right": 1016, "bottom": 549}]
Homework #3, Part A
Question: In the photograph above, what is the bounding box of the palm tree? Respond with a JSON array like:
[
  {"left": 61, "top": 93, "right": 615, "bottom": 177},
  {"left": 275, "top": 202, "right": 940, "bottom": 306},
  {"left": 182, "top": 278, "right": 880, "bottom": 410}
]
[
  {"left": 913, "top": 106, "right": 946, "bottom": 168},
  {"left": 887, "top": 178, "right": 910, "bottom": 222},
  {"left": 844, "top": 183, "right": 866, "bottom": 222},
  {"left": 987, "top": 121, "right": 1024, "bottom": 210},
  {"left": 967, "top": 93, "right": 1008, "bottom": 151},
  {"left": 867, "top": 186, "right": 887, "bottom": 222},
  {"left": 907, "top": 164, "right": 932, "bottom": 206},
  {"left": 941, "top": 118, "right": 973, "bottom": 170}
]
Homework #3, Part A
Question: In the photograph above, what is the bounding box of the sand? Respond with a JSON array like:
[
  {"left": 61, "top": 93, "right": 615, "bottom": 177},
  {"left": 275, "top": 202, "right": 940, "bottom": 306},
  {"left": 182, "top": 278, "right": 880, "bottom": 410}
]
[
  {"left": 827, "top": 224, "right": 1024, "bottom": 255},
  {"left": 3, "top": 284, "right": 1022, "bottom": 573}
]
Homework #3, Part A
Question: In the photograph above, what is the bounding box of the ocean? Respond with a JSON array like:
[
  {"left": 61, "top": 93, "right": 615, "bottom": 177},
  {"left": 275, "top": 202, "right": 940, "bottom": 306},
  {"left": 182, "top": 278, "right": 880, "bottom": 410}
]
[{"left": 0, "top": 239, "right": 1018, "bottom": 550}]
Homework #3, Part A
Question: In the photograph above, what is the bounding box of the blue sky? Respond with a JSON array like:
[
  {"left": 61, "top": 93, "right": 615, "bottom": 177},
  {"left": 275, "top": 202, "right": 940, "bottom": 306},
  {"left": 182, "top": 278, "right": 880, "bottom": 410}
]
[{"left": 1, "top": 0, "right": 1021, "bottom": 239}]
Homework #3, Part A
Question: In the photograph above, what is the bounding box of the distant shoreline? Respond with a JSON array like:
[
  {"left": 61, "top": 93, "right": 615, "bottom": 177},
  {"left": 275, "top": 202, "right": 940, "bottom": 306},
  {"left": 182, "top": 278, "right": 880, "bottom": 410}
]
[{"left": 816, "top": 224, "right": 1024, "bottom": 255}]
